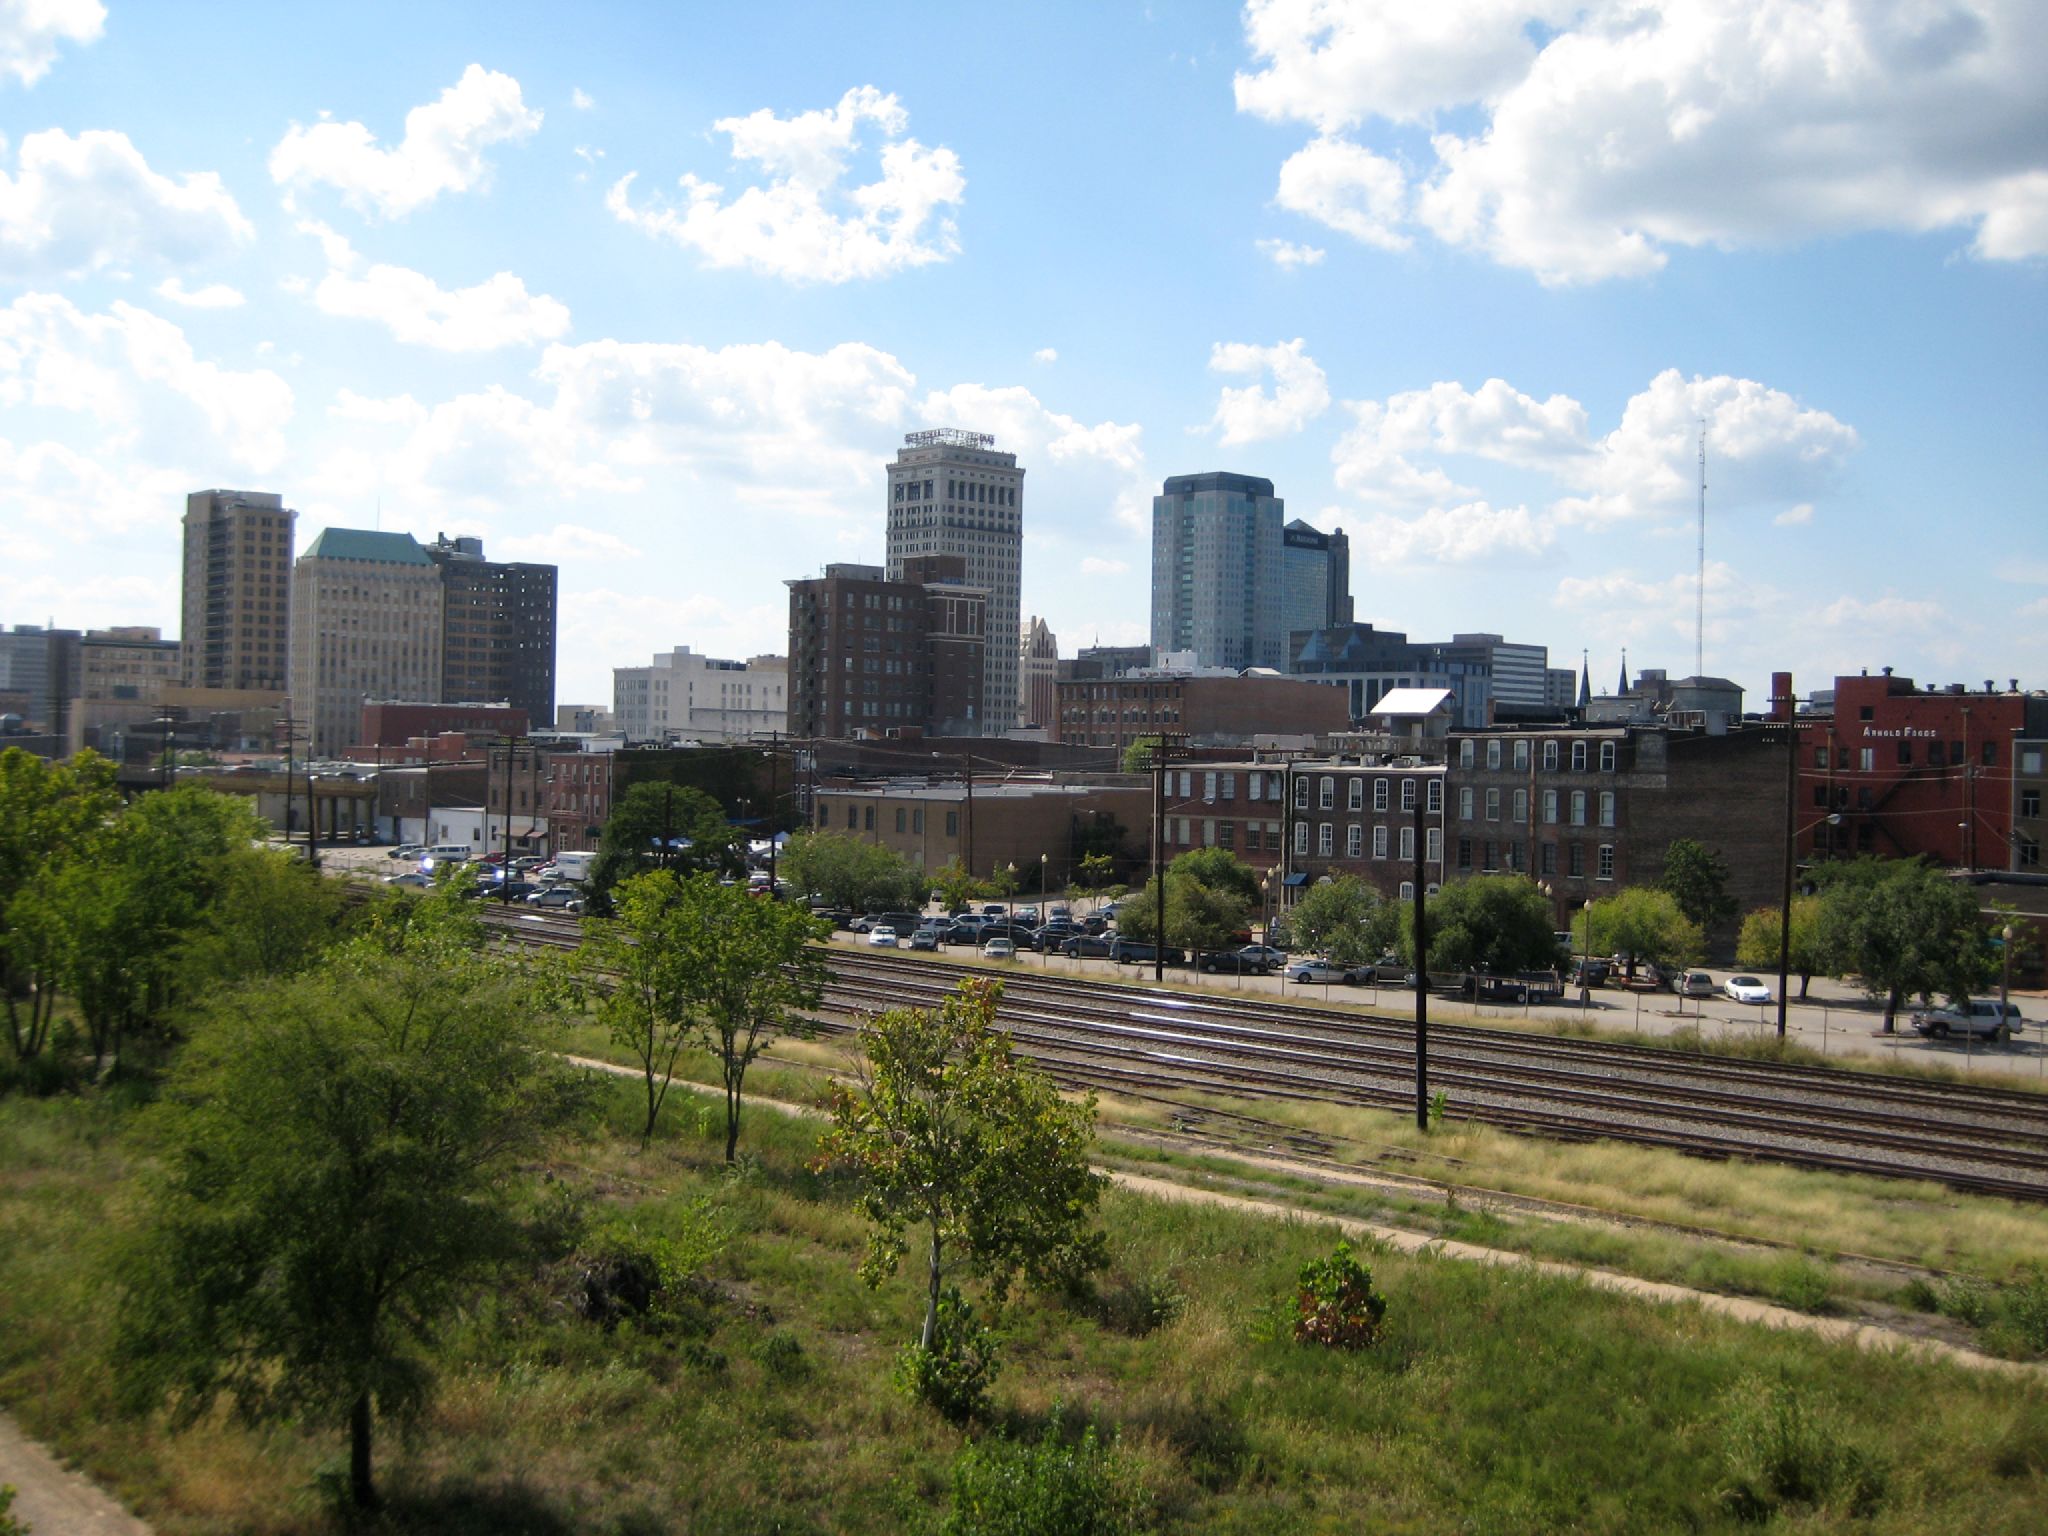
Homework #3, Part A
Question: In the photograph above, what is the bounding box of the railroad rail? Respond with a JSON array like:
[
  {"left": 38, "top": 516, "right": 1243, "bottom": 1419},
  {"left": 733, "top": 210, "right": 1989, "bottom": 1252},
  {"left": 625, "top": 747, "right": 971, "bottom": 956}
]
[{"left": 481, "top": 909, "right": 2048, "bottom": 1202}]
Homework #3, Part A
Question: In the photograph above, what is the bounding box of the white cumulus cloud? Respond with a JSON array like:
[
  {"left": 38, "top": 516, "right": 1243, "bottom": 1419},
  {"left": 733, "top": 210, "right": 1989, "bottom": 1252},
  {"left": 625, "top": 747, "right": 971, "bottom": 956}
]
[
  {"left": 1256, "top": 237, "right": 1325, "bottom": 268},
  {"left": 297, "top": 221, "right": 571, "bottom": 350},
  {"left": 270, "top": 64, "right": 542, "bottom": 219},
  {"left": 0, "top": 128, "right": 253, "bottom": 279},
  {"left": 1361, "top": 500, "right": 1553, "bottom": 564},
  {"left": 0, "top": 0, "right": 103, "bottom": 87},
  {"left": 1079, "top": 556, "right": 1128, "bottom": 576},
  {"left": 498, "top": 522, "right": 638, "bottom": 563},
  {"left": 155, "top": 277, "right": 244, "bottom": 309},
  {"left": 571, "top": 87, "right": 594, "bottom": 111},
  {"left": 1239, "top": 0, "right": 2048, "bottom": 278},
  {"left": 1032, "top": 346, "right": 1057, "bottom": 364},
  {"left": 608, "top": 86, "right": 965, "bottom": 283},
  {"left": 1205, "top": 337, "right": 1330, "bottom": 446}
]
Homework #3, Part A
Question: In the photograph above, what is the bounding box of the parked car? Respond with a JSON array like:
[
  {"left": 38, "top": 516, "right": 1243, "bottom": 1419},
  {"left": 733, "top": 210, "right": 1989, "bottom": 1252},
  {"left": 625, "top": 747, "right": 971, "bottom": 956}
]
[
  {"left": 907, "top": 927, "right": 940, "bottom": 952},
  {"left": 1910, "top": 999, "right": 2024, "bottom": 1041},
  {"left": 981, "top": 937, "right": 1015, "bottom": 959},
  {"left": 1672, "top": 970, "right": 1717, "bottom": 998},
  {"left": 1724, "top": 975, "right": 1772, "bottom": 1005},
  {"left": 1287, "top": 958, "right": 1367, "bottom": 985},
  {"left": 1236, "top": 944, "right": 1290, "bottom": 969},
  {"left": 1078, "top": 914, "right": 1110, "bottom": 935},
  {"left": 1061, "top": 933, "right": 1116, "bottom": 958},
  {"left": 868, "top": 926, "right": 900, "bottom": 948},
  {"left": 981, "top": 904, "right": 1006, "bottom": 918},
  {"left": 808, "top": 906, "right": 853, "bottom": 929},
  {"left": 1014, "top": 906, "right": 1041, "bottom": 926},
  {"left": 1048, "top": 904, "right": 1072, "bottom": 921},
  {"left": 388, "top": 844, "right": 425, "bottom": 861},
  {"left": 1198, "top": 948, "right": 1273, "bottom": 974},
  {"left": 526, "top": 887, "right": 584, "bottom": 911},
  {"left": 1110, "top": 938, "right": 1183, "bottom": 966},
  {"left": 384, "top": 871, "right": 431, "bottom": 888},
  {"left": 1568, "top": 957, "right": 1612, "bottom": 988}
]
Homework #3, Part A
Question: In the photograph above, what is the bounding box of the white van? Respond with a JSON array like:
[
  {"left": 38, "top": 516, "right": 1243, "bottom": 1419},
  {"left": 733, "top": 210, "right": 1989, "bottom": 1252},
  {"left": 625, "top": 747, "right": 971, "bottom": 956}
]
[
  {"left": 547, "top": 850, "right": 596, "bottom": 883},
  {"left": 420, "top": 844, "right": 473, "bottom": 872}
]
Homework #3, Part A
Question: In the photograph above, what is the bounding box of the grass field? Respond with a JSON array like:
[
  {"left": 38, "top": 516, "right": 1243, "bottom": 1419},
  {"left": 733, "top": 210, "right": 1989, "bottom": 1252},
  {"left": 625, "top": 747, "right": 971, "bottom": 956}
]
[{"left": 3, "top": 1073, "right": 2047, "bottom": 1534}]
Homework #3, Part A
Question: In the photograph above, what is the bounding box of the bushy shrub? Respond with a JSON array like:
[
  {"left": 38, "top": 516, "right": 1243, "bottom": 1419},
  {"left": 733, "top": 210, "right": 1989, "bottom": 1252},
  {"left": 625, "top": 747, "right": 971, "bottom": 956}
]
[
  {"left": 942, "top": 1409, "right": 1146, "bottom": 1536},
  {"left": 1294, "top": 1239, "right": 1387, "bottom": 1350},
  {"left": 575, "top": 1199, "right": 730, "bottom": 1332},
  {"left": 1089, "top": 1269, "right": 1185, "bottom": 1337},
  {"left": 895, "top": 1287, "right": 1000, "bottom": 1422},
  {"left": 756, "top": 1329, "right": 809, "bottom": 1381},
  {"left": 0, "top": 1483, "right": 27, "bottom": 1536},
  {"left": 2000, "top": 1267, "right": 2048, "bottom": 1356},
  {"left": 1716, "top": 1374, "right": 1886, "bottom": 1521},
  {"left": 1934, "top": 1275, "right": 1996, "bottom": 1328},
  {"left": 1769, "top": 1257, "right": 1833, "bottom": 1314}
]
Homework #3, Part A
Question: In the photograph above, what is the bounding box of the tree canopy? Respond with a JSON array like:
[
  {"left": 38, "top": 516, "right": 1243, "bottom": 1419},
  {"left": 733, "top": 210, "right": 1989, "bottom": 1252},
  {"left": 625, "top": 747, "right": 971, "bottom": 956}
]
[
  {"left": 1578, "top": 888, "right": 1705, "bottom": 977},
  {"left": 1406, "top": 875, "right": 1558, "bottom": 973},
  {"left": 1283, "top": 875, "right": 1394, "bottom": 965},
  {"left": 1115, "top": 849, "right": 1254, "bottom": 958},
  {"left": 1735, "top": 895, "right": 1830, "bottom": 999},
  {"left": 114, "top": 886, "right": 590, "bottom": 1509},
  {"left": 1659, "top": 838, "right": 1738, "bottom": 933},
  {"left": 590, "top": 780, "right": 745, "bottom": 906},
  {"left": 782, "top": 829, "right": 926, "bottom": 914},
  {"left": 1811, "top": 858, "right": 1989, "bottom": 1030}
]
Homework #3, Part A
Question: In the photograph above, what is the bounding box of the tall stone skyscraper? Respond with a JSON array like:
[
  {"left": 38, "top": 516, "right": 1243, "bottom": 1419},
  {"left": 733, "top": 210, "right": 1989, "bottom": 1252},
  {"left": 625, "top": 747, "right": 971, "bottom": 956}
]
[
  {"left": 884, "top": 429, "right": 1023, "bottom": 734},
  {"left": 1149, "top": 472, "right": 1285, "bottom": 671},
  {"left": 424, "top": 533, "right": 558, "bottom": 726},
  {"left": 180, "top": 489, "right": 296, "bottom": 693},
  {"left": 289, "top": 530, "right": 444, "bottom": 757},
  {"left": 1281, "top": 518, "right": 1352, "bottom": 642}
]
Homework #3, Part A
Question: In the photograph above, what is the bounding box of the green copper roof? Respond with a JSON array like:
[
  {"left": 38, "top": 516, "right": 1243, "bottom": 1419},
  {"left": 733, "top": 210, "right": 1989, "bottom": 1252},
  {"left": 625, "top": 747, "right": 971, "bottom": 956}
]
[{"left": 302, "top": 528, "right": 432, "bottom": 565}]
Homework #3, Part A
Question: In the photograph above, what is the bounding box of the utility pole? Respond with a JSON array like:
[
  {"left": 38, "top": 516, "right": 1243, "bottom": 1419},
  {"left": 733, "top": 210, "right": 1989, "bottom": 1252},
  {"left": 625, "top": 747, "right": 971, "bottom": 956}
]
[
  {"left": 1152, "top": 741, "right": 1167, "bottom": 983},
  {"left": 1775, "top": 678, "right": 1797, "bottom": 1038},
  {"left": 1413, "top": 776, "right": 1429, "bottom": 1131},
  {"left": 962, "top": 752, "right": 975, "bottom": 877},
  {"left": 766, "top": 730, "right": 780, "bottom": 896},
  {"left": 500, "top": 736, "right": 518, "bottom": 905}
]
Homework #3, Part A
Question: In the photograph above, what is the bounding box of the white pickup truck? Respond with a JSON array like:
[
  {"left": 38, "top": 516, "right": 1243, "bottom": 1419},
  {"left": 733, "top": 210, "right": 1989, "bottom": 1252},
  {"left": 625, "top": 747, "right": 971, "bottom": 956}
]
[{"left": 1908, "top": 999, "right": 2025, "bottom": 1041}]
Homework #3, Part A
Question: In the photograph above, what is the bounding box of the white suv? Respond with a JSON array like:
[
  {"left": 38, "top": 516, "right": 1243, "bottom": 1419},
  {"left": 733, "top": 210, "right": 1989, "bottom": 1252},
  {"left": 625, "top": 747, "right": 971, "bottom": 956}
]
[{"left": 1910, "top": 999, "right": 2025, "bottom": 1042}]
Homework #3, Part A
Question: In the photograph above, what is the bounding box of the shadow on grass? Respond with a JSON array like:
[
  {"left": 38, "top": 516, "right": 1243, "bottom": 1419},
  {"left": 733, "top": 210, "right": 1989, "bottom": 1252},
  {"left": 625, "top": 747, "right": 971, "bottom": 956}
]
[{"left": 362, "top": 1480, "right": 592, "bottom": 1535}]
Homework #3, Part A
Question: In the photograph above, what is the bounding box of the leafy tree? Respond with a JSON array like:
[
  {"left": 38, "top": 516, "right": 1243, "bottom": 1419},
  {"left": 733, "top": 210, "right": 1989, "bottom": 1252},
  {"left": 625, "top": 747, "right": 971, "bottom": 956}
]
[
  {"left": 672, "top": 876, "right": 828, "bottom": 1162},
  {"left": 580, "top": 871, "right": 705, "bottom": 1146},
  {"left": 1287, "top": 875, "right": 1392, "bottom": 965},
  {"left": 1735, "top": 896, "right": 1830, "bottom": 999},
  {"left": 1073, "top": 851, "right": 1116, "bottom": 894},
  {"left": 782, "top": 829, "right": 924, "bottom": 913},
  {"left": 1120, "top": 736, "right": 1163, "bottom": 775},
  {"left": 1405, "top": 875, "right": 1559, "bottom": 974},
  {"left": 1115, "top": 854, "right": 1254, "bottom": 963},
  {"left": 1578, "top": 887, "right": 1705, "bottom": 978},
  {"left": 179, "top": 846, "right": 349, "bottom": 989},
  {"left": 114, "top": 887, "right": 589, "bottom": 1510},
  {"left": 590, "top": 781, "right": 743, "bottom": 907},
  {"left": 931, "top": 857, "right": 986, "bottom": 913},
  {"left": 1813, "top": 858, "right": 1989, "bottom": 1031},
  {"left": 1660, "top": 838, "right": 1738, "bottom": 933},
  {"left": 0, "top": 749, "right": 120, "bottom": 1066},
  {"left": 814, "top": 979, "right": 1106, "bottom": 1393},
  {"left": 1167, "top": 846, "right": 1260, "bottom": 906}
]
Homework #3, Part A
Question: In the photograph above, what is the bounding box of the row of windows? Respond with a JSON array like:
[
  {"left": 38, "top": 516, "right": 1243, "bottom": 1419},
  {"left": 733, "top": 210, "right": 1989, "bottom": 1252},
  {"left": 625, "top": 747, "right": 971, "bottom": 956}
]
[
  {"left": 1458, "top": 737, "right": 1618, "bottom": 772},
  {"left": 1453, "top": 786, "right": 1617, "bottom": 827},
  {"left": 1294, "top": 775, "right": 1443, "bottom": 814},
  {"left": 1293, "top": 821, "right": 1442, "bottom": 863},
  {"left": 1450, "top": 839, "right": 1615, "bottom": 880},
  {"left": 1817, "top": 741, "right": 2000, "bottom": 770}
]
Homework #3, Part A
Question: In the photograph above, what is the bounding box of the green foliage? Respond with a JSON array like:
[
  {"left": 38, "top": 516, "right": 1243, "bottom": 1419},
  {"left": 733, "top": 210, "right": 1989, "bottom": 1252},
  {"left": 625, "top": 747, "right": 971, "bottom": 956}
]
[
  {"left": 1427, "top": 1090, "right": 1448, "bottom": 1133},
  {"left": 1121, "top": 736, "right": 1163, "bottom": 774},
  {"left": 112, "top": 905, "right": 591, "bottom": 1509},
  {"left": 931, "top": 857, "right": 986, "bottom": 912},
  {"left": 590, "top": 780, "right": 744, "bottom": 907},
  {"left": 1073, "top": 851, "right": 1116, "bottom": 893},
  {"left": 1735, "top": 896, "right": 1829, "bottom": 995},
  {"left": 1577, "top": 887, "right": 1704, "bottom": 975},
  {"left": 1116, "top": 850, "right": 1254, "bottom": 957},
  {"left": 1768, "top": 1258, "right": 1833, "bottom": 1314},
  {"left": 783, "top": 828, "right": 927, "bottom": 913},
  {"left": 1294, "top": 1239, "right": 1387, "bottom": 1350},
  {"left": 1658, "top": 838, "right": 1737, "bottom": 932},
  {"left": 0, "top": 1483, "right": 24, "bottom": 1536},
  {"left": 177, "top": 845, "right": 349, "bottom": 989},
  {"left": 1714, "top": 1374, "right": 1886, "bottom": 1521},
  {"left": 579, "top": 1201, "right": 731, "bottom": 1332},
  {"left": 815, "top": 979, "right": 1107, "bottom": 1375},
  {"left": 894, "top": 1286, "right": 1001, "bottom": 1422},
  {"left": 1409, "top": 874, "right": 1559, "bottom": 973},
  {"left": 1285, "top": 875, "right": 1390, "bottom": 965},
  {"left": 1167, "top": 847, "right": 1259, "bottom": 906},
  {"left": 943, "top": 1409, "right": 1147, "bottom": 1536},
  {"left": 1812, "top": 857, "right": 1993, "bottom": 1029},
  {"left": 2002, "top": 1268, "right": 2048, "bottom": 1356}
]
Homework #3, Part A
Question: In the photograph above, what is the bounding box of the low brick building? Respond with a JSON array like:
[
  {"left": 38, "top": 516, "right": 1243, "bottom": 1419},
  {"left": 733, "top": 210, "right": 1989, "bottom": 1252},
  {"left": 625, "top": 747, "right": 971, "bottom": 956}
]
[
  {"left": 811, "top": 778, "right": 1153, "bottom": 886},
  {"left": 1054, "top": 670, "right": 1350, "bottom": 753}
]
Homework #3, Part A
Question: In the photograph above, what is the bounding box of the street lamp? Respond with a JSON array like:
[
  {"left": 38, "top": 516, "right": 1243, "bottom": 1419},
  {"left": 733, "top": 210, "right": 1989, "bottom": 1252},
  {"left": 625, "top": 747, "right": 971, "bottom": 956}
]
[
  {"left": 1005, "top": 862, "right": 1017, "bottom": 935},
  {"left": 2002, "top": 922, "right": 2015, "bottom": 1027},
  {"left": 1040, "top": 852, "right": 1048, "bottom": 906}
]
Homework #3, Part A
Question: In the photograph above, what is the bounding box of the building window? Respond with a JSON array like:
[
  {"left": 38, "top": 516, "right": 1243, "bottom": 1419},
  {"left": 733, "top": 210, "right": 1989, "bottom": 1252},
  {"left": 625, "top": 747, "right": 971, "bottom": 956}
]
[
  {"left": 1815, "top": 746, "right": 1830, "bottom": 768},
  {"left": 1246, "top": 825, "right": 1262, "bottom": 851},
  {"left": 847, "top": 806, "right": 858, "bottom": 830},
  {"left": 1457, "top": 837, "right": 1472, "bottom": 870},
  {"left": 2022, "top": 789, "right": 2041, "bottom": 817},
  {"left": 1203, "top": 819, "right": 1217, "bottom": 847},
  {"left": 1598, "top": 791, "right": 1616, "bottom": 827},
  {"left": 1373, "top": 778, "right": 1389, "bottom": 811},
  {"left": 1949, "top": 741, "right": 1964, "bottom": 765},
  {"left": 1482, "top": 840, "right": 1497, "bottom": 872},
  {"left": 1219, "top": 819, "right": 1235, "bottom": 849},
  {"left": 1597, "top": 844, "right": 1615, "bottom": 880},
  {"left": 1459, "top": 787, "right": 1475, "bottom": 821},
  {"left": 1294, "top": 821, "right": 1309, "bottom": 855},
  {"left": 1485, "top": 787, "right": 1500, "bottom": 821},
  {"left": 1373, "top": 825, "right": 1389, "bottom": 859},
  {"left": 1512, "top": 788, "right": 1528, "bottom": 823},
  {"left": 1348, "top": 777, "right": 1363, "bottom": 811},
  {"left": 1542, "top": 740, "right": 1559, "bottom": 771},
  {"left": 945, "top": 810, "right": 959, "bottom": 837},
  {"left": 1248, "top": 773, "right": 1262, "bottom": 802},
  {"left": 1399, "top": 882, "right": 1415, "bottom": 902},
  {"left": 1512, "top": 740, "right": 1529, "bottom": 771},
  {"left": 1401, "top": 779, "right": 1417, "bottom": 812},
  {"left": 913, "top": 809, "right": 924, "bottom": 833},
  {"left": 1399, "top": 826, "right": 1415, "bottom": 861},
  {"left": 1320, "top": 776, "right": 1335, "bottom": 810},
  {"left": 1486, "top": 739, "right": 1502, "bottom": 770},
  {"left": 1221, "top": 773, "right": 1236, "bottom": 801},
  {"left": 1294, "top": 776, "right": 1309, "bottom": 809},
  {"left": 1570, "top": 791, "right": 1587, "bottom": 826},
  {"left": 2022, "top": 748, "right": 2043, "bottom": 775},
  {"left": 1600, "top": 741, "right": 1617, "bottom": 772},
  {"left": 1460, "top": 739, "right": 1475, "bottom": 768},
  {"left": 1318, "top": 822, "right": 1333, "bottom": 856},
  {"left": 1346, "top": 824, "right": 1362, "bottom": 857},
  {"left": 1426, "top": 827, "right": 1442, "bottom": 864},
  {"left": 1540, "top": 841, "right": 1556, "bottom": 876},
  {"left": 1569, "top": 843, "right": 1585, "bottom": 877},
  {"left": 1984, "top": 741, "right": 1998, "bottom": 766},
  {"left": 1427, "top": 780, "right": 1443, "bottom": 813},
  {"left": 2020, "top": 835, "right": 2040, "bottom": 869},
  {"left": 1897, "top": 740, "right": 1914, "bottom": 766},
  {"left": 1571, "top": 741, "right": 1588, "bottom": 771},
  {"left": 1859, "top": 747, "right": 1875, "bottom": 771},
  {"left": 895, "top": 808, "right": 906, "bottom": 833}
]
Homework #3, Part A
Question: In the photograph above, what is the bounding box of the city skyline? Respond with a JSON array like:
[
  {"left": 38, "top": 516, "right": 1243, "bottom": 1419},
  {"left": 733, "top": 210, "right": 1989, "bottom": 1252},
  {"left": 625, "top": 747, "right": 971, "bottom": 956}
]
[{"left": 2, "top": 2, "right": 2042, "bottom": 709}]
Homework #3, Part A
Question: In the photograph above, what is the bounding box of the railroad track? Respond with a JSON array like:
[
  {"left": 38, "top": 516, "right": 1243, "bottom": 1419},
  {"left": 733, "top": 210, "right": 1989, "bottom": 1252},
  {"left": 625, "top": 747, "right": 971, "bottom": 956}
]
[{"left": 481, "top": 909, "right": 2048, "bottom": 1202}]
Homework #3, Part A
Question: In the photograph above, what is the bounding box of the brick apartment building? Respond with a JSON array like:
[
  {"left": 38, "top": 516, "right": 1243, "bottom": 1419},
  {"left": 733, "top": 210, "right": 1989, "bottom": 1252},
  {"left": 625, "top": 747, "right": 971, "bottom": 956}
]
[
  {"left": 1797, "top": 670, "right": 2048, "bottom": 870},
  {"left": 786, "top": 559, "right": 987, "bottom": 739},
  {"left": 1053, "top": 670, "right": 1350, "bottom": 753},
  {"left": 812, "top": 778, "right": 1154, "bottom": 885}
]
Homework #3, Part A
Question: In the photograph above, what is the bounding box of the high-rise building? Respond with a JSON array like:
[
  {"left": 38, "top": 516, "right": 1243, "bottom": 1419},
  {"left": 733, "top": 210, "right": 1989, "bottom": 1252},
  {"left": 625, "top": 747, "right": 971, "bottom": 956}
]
[
  {"left": 1443, "top": 634, "right": 1550, "bottom": 711},
  {"left": 69, "top": 626, "right": 182, "bottom": 755},
  {"left": 1150, "top": 472, "right": 1286, "bottom": 671},
  {"left": 1018, "top": 616, "right": 1058, "bottom": 731},
  {"left": 289, "top": 530, "right": 445, "bottom": 757},
  {"left": 614, "top": 646, "right": 789, "bottom": 743},
  {"left": 1281, "top": 519, "right": 1351, "bottom": 641},
  {"left": 786, "top": 560, "right": 986, "bottom": 739},
  {"left": 0, "top": 624, "right": 81, "bottom": 744},
  {"left": 424, "top": 534, "right": 558, "bottom": 728},
  {"left": 885, "top": 429, "right": 1024, "bottom": 733},
  {"left": 180, "top": 490, "right": 296, "bottom": 694}
]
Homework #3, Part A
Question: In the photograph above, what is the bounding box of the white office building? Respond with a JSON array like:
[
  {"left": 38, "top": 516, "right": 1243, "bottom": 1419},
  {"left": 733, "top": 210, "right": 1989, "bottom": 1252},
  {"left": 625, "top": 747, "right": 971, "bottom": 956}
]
[{"left": 613, "top": 646, "right": 789, "bottom": 743}]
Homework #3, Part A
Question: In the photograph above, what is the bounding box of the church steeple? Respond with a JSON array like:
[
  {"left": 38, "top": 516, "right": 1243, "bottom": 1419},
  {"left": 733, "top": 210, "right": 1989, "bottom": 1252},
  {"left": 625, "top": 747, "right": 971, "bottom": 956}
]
[
  {"left": 1577, "top": 649, "right": 1591, "bottom": 710},
  {"left": 1617, "top": 649, "right": 1629, "bottom": 694}
]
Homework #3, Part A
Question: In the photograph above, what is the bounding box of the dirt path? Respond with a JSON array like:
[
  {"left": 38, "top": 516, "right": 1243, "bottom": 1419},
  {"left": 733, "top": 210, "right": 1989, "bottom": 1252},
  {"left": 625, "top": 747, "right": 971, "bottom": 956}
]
[{"left": 0, "top": 1414, "right": 152, "bottom": 1534}]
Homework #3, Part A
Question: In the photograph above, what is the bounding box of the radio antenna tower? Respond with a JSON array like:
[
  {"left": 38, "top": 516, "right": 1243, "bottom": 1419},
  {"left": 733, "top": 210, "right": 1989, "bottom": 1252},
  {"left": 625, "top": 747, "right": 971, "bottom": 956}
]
[{"left": 1695, "top": 419, "right": 1706, "bottom": 677}]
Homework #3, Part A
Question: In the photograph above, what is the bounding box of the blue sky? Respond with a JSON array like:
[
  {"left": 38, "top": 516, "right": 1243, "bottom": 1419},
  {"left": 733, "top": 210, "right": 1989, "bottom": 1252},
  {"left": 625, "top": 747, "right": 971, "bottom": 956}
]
[{"left": 3, "top": 0, "right": 2043, "bottom": 709}]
